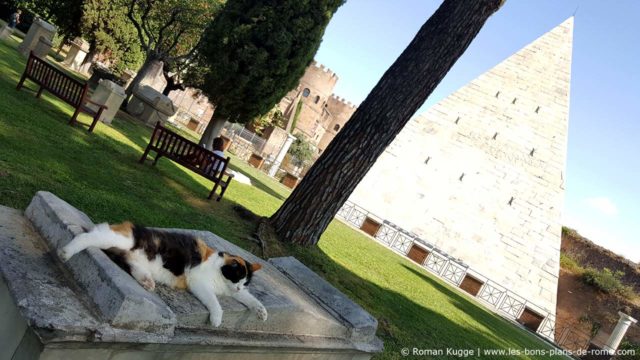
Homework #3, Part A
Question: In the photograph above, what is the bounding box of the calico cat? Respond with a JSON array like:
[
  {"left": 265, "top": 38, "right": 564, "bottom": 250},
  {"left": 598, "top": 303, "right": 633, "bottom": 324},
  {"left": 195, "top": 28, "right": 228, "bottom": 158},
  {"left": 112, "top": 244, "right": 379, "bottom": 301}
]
[{"left": 58, "top": 222, "right": 267, "bottom": 327}]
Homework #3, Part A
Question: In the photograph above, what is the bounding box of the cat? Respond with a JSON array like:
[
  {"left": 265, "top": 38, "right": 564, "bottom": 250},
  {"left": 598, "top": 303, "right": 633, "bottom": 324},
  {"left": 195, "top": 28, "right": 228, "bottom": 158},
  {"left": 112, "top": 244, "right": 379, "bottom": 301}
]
[{"left": 58, "top": 222, "right": 268, "bottom": 327}]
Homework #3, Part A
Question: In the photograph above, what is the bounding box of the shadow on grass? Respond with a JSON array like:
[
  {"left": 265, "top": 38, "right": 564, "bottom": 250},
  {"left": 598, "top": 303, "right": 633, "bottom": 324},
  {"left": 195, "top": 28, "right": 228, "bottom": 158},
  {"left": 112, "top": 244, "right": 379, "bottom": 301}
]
[{"left": 287, "top": 245, "right": 562, "bottom": 360}]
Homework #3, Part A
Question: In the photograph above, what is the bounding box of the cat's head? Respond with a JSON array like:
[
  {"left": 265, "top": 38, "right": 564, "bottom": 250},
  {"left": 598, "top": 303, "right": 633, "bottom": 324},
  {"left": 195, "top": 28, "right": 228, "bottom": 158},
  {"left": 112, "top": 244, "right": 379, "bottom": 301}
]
[{"left": 218, "top": 252, "right": 262, "bottom": 292}]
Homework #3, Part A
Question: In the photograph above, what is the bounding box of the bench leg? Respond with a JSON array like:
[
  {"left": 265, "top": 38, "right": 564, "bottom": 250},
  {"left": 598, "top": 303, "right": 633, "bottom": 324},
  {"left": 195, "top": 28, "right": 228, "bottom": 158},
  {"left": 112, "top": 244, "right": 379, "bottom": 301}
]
[
  {"left": 36, "top": 85, "right": 44, "bottom": 98},
  {"left": 139, "top": 147, "right": 152, "bottom": 164},
  {"left": 217, "top": 185, "right": 229, "bottom": 202},
  {"left": 16, "top": 73, "right": 27, "bottom": 91},
  {"left": 208, "top": 183, "right": 220, "bottom": 200},
  {"left": 69, "top": 107, "right": 82, "bottom": 126},
  {"left": 88, "top": 111, "right": 102, "bottom": 133},
  {"left": 152, "top": 155, "right": 162, "bottom": 166}
]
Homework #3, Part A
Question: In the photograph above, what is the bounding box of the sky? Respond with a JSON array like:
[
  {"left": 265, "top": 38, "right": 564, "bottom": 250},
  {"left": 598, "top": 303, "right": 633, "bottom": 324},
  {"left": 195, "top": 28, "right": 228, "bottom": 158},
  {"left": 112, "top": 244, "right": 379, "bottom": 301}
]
[{"left": 314, "top": 0, "right": 640, "bottom": 262}]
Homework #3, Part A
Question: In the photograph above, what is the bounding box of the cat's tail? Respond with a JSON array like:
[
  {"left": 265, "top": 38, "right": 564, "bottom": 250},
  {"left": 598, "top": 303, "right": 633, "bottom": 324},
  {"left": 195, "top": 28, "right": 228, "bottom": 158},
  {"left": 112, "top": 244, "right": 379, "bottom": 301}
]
[{"left": 58, "top": 223, "right": 134, "bottom": 262}]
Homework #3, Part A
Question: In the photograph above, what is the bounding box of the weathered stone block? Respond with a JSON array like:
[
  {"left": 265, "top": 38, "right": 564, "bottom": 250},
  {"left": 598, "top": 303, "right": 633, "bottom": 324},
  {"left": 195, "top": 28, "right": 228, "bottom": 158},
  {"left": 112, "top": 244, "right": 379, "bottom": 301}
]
[{"left": 1, "top": 193, "right": 382, "bottom": 359}]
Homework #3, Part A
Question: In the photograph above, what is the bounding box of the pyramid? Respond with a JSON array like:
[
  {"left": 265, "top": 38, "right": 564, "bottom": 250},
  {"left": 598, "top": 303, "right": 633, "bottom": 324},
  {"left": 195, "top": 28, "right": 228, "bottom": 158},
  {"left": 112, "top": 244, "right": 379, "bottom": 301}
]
[{"left": 349, "top": 19, "right": 573, "bottom": 320}]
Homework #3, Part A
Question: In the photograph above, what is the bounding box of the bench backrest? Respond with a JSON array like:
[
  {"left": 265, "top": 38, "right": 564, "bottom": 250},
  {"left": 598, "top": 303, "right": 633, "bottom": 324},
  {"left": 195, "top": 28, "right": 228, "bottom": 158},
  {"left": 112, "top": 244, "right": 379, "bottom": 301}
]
[
  {"left": 149, "top": 122, "right": 230, "bottom": 178},
  {"left": 25, "top": 52, "right": 87, "bottom": 106}
]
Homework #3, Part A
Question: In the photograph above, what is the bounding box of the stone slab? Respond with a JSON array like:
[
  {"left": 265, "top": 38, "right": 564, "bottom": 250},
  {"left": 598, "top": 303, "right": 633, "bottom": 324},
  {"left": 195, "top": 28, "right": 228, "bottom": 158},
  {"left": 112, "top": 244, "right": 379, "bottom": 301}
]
[
  {"left": 269, "top": 257, "right": 379, "bottom": 343},
  {"left": 0, "top": 206, "right": 101, "bottom": 342},
  {"left": 24, "top": 191, "right": 175, "bottom": 334},
  {"left": 157, "top": 229, "right": 352, "bottom": 340},
  {"left": 0, "top": 192, "right": 381, "bottom": 358}
]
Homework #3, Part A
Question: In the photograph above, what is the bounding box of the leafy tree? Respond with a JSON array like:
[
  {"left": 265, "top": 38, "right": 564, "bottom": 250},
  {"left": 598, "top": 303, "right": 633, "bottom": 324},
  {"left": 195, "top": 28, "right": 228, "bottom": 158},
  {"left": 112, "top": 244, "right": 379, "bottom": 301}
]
[
  {"left": 81, "top": 0, "right": 145, "bottom": 74},
  {"left": 189, "top": 0, "right": 344, "bottom": 149},
  {"left": 287, "top": 135, "right": 315, "bottom": 167},
  {"left": 12, "top": 0, "right": 83, "bottom": 38},
  {"left": 124, "top": 0, "right": 224, "bottom": 99},
  {"left": 250, "top": 106, "right": 286, "bottom": 135},
  {"left": 269, "top": 0, "right": 505, "bottom": 246}
]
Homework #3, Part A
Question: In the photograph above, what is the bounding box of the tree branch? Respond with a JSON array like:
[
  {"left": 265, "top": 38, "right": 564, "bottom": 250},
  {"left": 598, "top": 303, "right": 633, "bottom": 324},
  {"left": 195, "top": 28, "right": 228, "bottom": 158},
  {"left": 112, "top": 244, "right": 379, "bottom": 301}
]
[
  {"left": 156, "top": 8, "right": 182, "bottom": 51},
  {"left": 127, "top": 0, "right": 149, "bottom": 52},
  {"left": 140, "top": 0, "right": 156, "bottom": 48}
]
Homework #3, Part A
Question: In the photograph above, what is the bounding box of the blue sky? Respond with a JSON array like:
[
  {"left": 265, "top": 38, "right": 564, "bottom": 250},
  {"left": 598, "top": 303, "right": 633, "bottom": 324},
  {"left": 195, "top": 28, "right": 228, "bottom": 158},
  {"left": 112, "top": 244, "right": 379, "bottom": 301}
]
[{"left": 314, "top": 0, "right": 640, "bottom": 262}]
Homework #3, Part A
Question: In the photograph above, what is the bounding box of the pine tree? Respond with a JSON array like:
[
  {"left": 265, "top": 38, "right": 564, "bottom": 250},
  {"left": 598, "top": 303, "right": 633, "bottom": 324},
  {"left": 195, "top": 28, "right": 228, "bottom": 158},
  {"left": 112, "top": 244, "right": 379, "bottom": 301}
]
[
  {"left": 189, "top": 0, "right": 344, "bottom": 149},
  {"left": 269, "top": 0, "right": 505, "bottom": 246}
]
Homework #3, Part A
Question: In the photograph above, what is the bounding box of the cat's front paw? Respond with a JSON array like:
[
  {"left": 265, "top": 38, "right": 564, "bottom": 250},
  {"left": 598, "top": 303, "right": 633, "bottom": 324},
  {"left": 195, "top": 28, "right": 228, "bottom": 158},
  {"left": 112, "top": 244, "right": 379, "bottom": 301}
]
[
  {"left": 210, "top": 310, "right": 223, "bottom": 327},
  {"left": 254, "top": 305, "right": 268, "bottom": 322},
  {"left": 57, "top": 246, "right": 73, "bottom": 262},
  {"left": 139, "top": 276, "right": 156, "bottom": 292}
]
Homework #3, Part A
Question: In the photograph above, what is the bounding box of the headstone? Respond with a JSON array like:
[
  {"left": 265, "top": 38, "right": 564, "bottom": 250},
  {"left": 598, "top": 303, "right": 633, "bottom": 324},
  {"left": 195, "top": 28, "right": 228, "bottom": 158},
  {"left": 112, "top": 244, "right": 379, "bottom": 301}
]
[
  {"left": 32, "top": 36, "right": 53, "bottom": 58},
  {"left": 89, "top": 79, "right": 126, "bottom": 125},
  {"left": 120, "top": 69, "right": 137, "bottom": 88},
  {"left": 17, "top": 18, "right": 56, "bottom": 57},
  {"left": 0, "top": 24, "right": 12, "bottom": 41},
  {"left": 0, "top": 192, "right": 382, "bottom": 359},
  {"left": 62, "top": 37, "right": 90, "bottom": 72},
  {"left": 127, "top": 85, "right": 177, "bottom": 125}
]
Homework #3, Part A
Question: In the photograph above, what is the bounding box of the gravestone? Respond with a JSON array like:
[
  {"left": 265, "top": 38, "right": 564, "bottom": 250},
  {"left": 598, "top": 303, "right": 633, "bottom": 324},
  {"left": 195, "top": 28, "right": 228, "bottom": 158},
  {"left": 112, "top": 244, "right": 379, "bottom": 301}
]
[
  {"left": 32, "top": 36, "right": 53, "bottom": 58},
  {"left": 127, "top": 85, "right": 177, "bottom": 126},
  {"left": 0, "top": 24, "right": 12, "bottom": 41},
  {"left": 63, "top": 38, "right": 90, "bottom": 72},
  {"left": 17, "top": 18, "right": 56, "bottom": 57},
  {"left": 89, "top": 79, "right": 127, "bottom": 124},
  {"left": 0, "top": 192, "right": 382, "bottom": 359}
]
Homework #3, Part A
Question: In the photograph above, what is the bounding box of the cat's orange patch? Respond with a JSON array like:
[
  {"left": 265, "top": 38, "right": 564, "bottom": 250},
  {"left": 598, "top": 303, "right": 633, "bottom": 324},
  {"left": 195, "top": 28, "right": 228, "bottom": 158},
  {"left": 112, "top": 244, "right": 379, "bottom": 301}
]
[
  {"left": 224, "top": 254, "right": 247, "bottom": 268},
  {"left": 251, "top": 263, "right": 262, "bottom": 272},
  {"left": 174, "top": 275, "right": 188, "bottom": 290},
  {"left": 196, "top": 239, "right": 215, "bottom": 261},
  {"left": 110, "top": 221, "right": 133, "bottom": 237}
]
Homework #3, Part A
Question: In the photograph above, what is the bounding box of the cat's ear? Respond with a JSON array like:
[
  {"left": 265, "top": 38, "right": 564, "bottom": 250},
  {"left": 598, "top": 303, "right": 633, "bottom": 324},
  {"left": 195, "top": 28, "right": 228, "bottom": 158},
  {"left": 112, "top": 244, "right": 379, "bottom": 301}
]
[{"left": 250, "top": 263, "right": 262, "bottom": 272}]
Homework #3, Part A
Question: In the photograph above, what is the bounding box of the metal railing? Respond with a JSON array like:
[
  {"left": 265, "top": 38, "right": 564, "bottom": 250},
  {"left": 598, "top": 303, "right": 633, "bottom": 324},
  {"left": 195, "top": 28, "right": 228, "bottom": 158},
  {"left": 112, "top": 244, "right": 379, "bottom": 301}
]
[{"left": 335, "top": 200, "right": 559, "bottom": 343}]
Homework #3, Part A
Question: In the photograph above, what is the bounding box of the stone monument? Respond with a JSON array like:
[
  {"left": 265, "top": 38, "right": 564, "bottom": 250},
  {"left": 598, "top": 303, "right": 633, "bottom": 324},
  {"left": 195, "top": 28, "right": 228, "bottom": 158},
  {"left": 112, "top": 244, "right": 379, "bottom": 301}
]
[
  {"left": 127, "top": 85, "right": 177, "bottom": 126},
  {"left": 63, "top": 38, "right": 90, "bottom": 72},
  {"left": 17, "top": 18, "right": 56, "bottom": 57},
  {"left": 0, "top": 24, "right": 12, "bottom": 41},
  {"left": 89, "top": 79, "right": 127, "bottom": 125},
  {"left": 346, "top": 18, "right": 575, "bottom": 334},
  {"left": 32, "top": 36, "right": 53, "bottom": 58},
  {"left": 0, "top": 192, "right": 382, "bottom": 359}
]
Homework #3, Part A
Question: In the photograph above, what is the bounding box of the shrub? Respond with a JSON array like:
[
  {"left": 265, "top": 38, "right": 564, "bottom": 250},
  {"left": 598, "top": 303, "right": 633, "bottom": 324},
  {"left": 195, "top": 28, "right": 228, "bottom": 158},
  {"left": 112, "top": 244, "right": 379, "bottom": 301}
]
[
  {"left": 582, "top": 267, "right": 633, "bottom": 298},
  {"left": 617, "top": 341, "right": 640, "bottom": 360},
  {"left": 560, "top": 253, "right": 583, "bottom": 273}
]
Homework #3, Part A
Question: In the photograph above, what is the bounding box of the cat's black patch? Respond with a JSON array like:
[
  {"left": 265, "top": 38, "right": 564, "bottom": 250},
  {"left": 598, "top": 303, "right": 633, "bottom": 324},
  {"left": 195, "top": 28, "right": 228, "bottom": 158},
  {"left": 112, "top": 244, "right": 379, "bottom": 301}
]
[
  {"left": 221, "top": 258, "right": 255, "bottom": 285},
  {"left": 104, "top": 248, "right": 131, "bottom": 274},
  {"left": 129, "top": 226, "right": 203, "bottom": 276}
]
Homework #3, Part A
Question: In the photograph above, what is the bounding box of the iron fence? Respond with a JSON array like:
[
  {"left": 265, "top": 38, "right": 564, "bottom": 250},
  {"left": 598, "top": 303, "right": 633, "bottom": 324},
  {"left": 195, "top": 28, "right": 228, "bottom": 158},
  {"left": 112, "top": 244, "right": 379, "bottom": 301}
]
[{"left": 335, "top": 200, "right": 560, "bottom": 343}]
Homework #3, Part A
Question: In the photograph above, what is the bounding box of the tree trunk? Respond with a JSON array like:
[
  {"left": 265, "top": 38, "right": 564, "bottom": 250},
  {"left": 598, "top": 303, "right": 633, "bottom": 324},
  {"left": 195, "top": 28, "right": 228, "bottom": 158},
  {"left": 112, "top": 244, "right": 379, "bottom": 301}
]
[
  {"left": 124, "top": 55, "right": 161, "bottom": 101},
  {"left": 161, "top": 71, "right": 185, "bottom": 96},
  {"left": 199, "top": 114, "right": 227, "bottom": 149},
  {"left": 269, "top": 0, "right": 504, "bottom": 246}
]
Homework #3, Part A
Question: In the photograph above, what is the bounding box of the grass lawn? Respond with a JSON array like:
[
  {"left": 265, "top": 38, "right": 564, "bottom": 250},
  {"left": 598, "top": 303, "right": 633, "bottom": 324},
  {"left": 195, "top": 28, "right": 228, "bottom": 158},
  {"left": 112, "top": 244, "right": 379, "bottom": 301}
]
[{"left": 0, "top": 37, "right": 565, "bottom": 359}]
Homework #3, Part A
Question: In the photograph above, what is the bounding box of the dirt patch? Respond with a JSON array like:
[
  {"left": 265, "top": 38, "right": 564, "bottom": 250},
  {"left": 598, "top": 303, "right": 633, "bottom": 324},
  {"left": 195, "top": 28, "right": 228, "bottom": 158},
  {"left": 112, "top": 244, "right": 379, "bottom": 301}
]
[{"left": 556, "top": 269, "right": 640, "bottom": 345}]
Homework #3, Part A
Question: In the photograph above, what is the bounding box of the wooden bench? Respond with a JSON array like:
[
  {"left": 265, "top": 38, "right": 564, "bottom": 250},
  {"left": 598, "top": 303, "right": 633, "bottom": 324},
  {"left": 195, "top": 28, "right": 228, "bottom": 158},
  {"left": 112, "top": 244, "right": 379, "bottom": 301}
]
[
  {"left": 16, "top": 51, "right": 107, "bottom": 132},
  {"left": 139, "top": 122, "right": 234, "bottom": 201}
]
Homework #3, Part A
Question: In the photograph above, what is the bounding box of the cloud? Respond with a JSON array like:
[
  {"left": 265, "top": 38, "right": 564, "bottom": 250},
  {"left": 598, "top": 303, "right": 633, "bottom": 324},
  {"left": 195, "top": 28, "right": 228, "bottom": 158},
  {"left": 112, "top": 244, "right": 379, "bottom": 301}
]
[{"left": 584, "top": 197, "right": 618, "bottom": 216}]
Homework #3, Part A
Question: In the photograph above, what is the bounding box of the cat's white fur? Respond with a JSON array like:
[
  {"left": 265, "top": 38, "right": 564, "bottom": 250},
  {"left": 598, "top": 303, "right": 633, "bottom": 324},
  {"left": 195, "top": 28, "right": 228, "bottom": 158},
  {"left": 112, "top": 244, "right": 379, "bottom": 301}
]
[{"left": 59, "top": 224, "right": 268, "bottom": 327}]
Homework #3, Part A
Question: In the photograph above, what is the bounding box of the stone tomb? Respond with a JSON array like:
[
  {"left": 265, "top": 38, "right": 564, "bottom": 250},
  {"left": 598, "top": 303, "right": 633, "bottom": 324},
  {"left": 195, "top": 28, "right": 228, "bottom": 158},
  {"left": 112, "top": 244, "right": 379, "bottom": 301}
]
[
  {"left": 17, "top": 18, "right": 56, "bottom": 57},
  {"left": 63, "top": 38, "right": 90, "bottom": 72},
  {"left": 127, "top": 85, "right": 177, "bottom": 126},
  {"left": 0, "top": 192, "right": 381, "bottom": 359}
]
